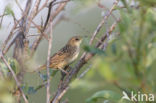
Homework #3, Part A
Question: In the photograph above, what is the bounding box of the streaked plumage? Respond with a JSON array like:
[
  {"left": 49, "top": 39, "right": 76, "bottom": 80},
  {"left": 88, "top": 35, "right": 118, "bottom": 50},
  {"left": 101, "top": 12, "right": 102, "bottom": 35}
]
[{"left": 38, "top": 36, "right": 82, "bottom": 73}]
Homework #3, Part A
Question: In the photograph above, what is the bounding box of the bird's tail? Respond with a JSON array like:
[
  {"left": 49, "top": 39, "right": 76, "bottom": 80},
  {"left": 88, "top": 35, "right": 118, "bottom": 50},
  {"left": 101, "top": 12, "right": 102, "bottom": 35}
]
[{"left": 35, "top": 64, "right": 46, "bottom": 72}]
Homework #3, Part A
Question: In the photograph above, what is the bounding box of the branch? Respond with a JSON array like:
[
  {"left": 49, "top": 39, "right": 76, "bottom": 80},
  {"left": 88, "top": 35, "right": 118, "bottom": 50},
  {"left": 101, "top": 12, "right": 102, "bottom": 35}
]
[
  {"left": 75, "top": 18, "right": 120, "bottom": 81},
  {"left": 2, "top": 18, "right": 21, "bottom": 55},
  {"left": 15, "top": 0, "right": 24, "bottom": 13},
  {"left": 51, "top": 0, "right": 120, "bottom": 102},
  {"left": 0, "top": 53, "right": 29, "bottom": 103},
  {"left": 25, "top": 0, "right": 41, "bottom": 35},
  {"left": 2, "top": 0, "right": 32, "bottom": 55},
  {"left": 89, "top": 0, "right": 119, "bottom": 45},
  {"left": 44, "top": 0, "right": 57, "bottom": 30},
  {"left": 20, "top": 0, "right": 32, "bottom": 31},
  {"left": 46, "top": 11, "right": 53, "bottom": 103},
  {"left": 52, "top": 0, "right": 69, "bottom": 6},
  {"left": 31, "top": 0, "right": 70, "bottom": 55}
]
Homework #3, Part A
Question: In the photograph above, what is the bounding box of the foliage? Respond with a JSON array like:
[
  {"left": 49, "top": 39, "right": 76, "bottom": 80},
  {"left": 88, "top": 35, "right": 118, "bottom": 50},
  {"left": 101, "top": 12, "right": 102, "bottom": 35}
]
[
  {"left": 4, "top": 5, "right": 14, "bottom": 16},
  {"left": 86, "top": 90, "right": 121, "bottom": 103},
  {"left": 72, "top": 0, "right": 156, "bottom": 103},
  {"left": 0, "top": 0, "right": 156, "bottom": 103},
  {"left": 83, "top": 45, "right": 106, "bottom": 55},
  {"left": 0, "top": 58, "right": 20, "bottom": 77}
]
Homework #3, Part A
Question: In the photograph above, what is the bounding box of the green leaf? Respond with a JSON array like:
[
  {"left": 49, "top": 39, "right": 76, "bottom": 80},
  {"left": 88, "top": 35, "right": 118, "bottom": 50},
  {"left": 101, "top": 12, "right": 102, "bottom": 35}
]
[
  {"left": 4, "top": 5, "right": 14, "bottom": 16},
  {"left": 27, "top": 86, "right": 36, "bottom": 94},
  {"left": 8, "top": 58, "right": 20, "bottom": 74},
  {"left": 83, "top": 45, "right": 106, "bottom": 55},
  {"left": 39, "top": 73, "right": 48, "bottom": 81},
  {"left": 86, "top": 90, "right": 121, "bottom": 103},
  {"left": 22, "top": 86, "right": 37, "bottom": 94},
  {"left": 0, "top": 58, "right": 19, "bottom": 76}
]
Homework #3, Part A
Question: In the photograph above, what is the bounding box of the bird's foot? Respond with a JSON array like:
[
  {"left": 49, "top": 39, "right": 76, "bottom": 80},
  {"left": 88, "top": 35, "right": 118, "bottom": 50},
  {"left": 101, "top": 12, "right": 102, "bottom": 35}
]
[{"left": 60, "top": 69, "right": 69, "bottom": 76}]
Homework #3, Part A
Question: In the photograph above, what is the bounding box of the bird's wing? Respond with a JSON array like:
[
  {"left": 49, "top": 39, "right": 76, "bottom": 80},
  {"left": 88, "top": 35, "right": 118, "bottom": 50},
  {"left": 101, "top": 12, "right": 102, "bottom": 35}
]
[{"left": 49, "top": 49, "right": 68, "bottom": 66}]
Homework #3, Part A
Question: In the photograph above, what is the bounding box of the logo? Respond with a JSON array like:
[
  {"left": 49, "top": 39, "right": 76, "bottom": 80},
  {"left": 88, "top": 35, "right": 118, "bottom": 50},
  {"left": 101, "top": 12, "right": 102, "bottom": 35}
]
[{"left": 122, "top": 91, "right": 155, "bottom": 102}]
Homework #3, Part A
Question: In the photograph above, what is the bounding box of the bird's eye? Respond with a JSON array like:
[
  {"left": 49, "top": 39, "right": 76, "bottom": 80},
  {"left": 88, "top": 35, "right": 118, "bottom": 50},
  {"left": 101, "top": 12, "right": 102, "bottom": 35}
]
[{"left": 75, "top": 38, "right": 79, "bottom": 41}]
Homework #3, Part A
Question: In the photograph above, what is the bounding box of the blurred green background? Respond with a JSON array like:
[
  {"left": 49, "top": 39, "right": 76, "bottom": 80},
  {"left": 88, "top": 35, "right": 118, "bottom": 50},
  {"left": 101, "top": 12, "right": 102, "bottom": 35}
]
[{"left": 0, "top": 0, "right": 156, "bottom": 103}]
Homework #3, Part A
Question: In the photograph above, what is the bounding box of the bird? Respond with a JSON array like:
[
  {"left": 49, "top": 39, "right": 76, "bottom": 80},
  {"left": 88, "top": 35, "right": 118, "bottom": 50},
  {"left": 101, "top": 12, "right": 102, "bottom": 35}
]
[{"left": 37, "top": 36, "right": 82, "bottom": 74}]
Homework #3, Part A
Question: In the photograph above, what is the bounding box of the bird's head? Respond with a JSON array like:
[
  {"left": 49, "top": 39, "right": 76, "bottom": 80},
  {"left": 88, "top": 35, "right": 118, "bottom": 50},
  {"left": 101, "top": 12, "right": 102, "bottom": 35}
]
[{"left": 68, "top": 36, "right": 82, "bottom": 47}]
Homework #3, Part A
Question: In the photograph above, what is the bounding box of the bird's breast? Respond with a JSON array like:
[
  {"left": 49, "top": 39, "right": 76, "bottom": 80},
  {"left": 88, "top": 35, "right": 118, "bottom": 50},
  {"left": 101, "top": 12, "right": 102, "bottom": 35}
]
[{"left": 68, "top": 47, "right": 80, "bottom": 63}]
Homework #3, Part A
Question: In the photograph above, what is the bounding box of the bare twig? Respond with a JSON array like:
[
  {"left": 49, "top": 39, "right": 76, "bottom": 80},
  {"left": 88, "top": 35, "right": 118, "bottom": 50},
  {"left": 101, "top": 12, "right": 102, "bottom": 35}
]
[
  {"left": 46, "top": 15, "right": 53, "bottom": 103},
  {"left": 25, "top": 0, "right": 41, "bottom": 35},
  {"left": 2, "top": 15, "right": 25, "bottom": 55},
  {"left": 2, "top": 0, "right": 32, "bottom": 55},
  {"left": 20, "top": 0, "right": 32, "bottom": 32},
  {"left": 44, "top": 1, "right": 57, "bottom": 102},
  {"left": 77, "top": 19, "right": 120, "bottom": 80},
  {"left": 31, "top": 0, "right": 70, "bottom": 55},
  {"left": 89, "top": 0, "right": 119, "bottom": 45},
  {"left": 52, "top": 0, "right": 69, "bottom": 6},
  {"left": 28, "top": 19, "right": 49, "bottom": 40},
  {"left": 0, "top": 53, "right": 29, "bottom": 103},
  {"left": 15, "top": 0, "right": 24, "bottom": 13},
  {"left": 37, "top": 0, "right": 49, "bottom": 14},
  {"left": 44, "top": 0, "right": 56, "bottom": 30}
]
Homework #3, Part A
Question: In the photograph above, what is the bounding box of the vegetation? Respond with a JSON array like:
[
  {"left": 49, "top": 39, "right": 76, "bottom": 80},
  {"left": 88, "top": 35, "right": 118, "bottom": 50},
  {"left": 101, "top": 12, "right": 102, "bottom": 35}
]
[{"left": 0, "top": 0, "right": 156, "bottom": 103}]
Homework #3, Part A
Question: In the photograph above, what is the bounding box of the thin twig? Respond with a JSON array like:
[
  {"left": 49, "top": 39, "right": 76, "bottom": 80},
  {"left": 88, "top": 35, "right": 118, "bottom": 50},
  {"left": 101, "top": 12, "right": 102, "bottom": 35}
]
[
  {"left": 45, "top": 1, "right": 56, "bottom": 102},
  {"left": 52, "top": 0, "right": 69, "bottom": 6},
  {"left": 0, "top": 53, "right": 29, "bottom": 103},
  {"left": 77, "top": 19, "right": 120, "bottom": 80},
  {"left": 28, "top": 19, "right": 49, "bottom": 40},
  {"left": 15, "top": 0, "right": 24, "bottom": 13},
  {"left": 37, "top": 0, "right": 49, "bottom": 14},
  {"left": 20, "top": 0, "right": 32, "bottom": 31},
  {"left": 2, "top": 18, "right": 20, "bottom": 54},
  {"left": 2, "top": 0, "right": 32, "bottom": 55},
  {"left": 89, "top": 0, "right": 119, "bottom": 45},
  {"left": 25, "top": 0, "right": 41, "bottom": 36},
  {"left": 46, "top": 18, "right": 53, "bottom": 103},
  {"left": 31, "top": 0, "right": 70, "bottom": 55}
]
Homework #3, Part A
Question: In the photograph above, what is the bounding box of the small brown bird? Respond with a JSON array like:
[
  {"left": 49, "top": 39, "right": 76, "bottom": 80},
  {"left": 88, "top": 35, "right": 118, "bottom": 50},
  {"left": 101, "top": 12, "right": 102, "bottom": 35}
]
[{"left": 38, "top": 36, "right": 82, "bottom": 74}]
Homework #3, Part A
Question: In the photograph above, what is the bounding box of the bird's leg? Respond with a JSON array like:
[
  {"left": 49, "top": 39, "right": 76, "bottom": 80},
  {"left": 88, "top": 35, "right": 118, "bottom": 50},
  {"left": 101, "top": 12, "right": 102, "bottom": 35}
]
[
  {"left": 67, "top": 66, "right": 72, "bottom": 73},
  {"left": 59, "top": 65, "right": 69, "bottom": 76},
  {"left": 58, "top": 65, "right": 69, "bottom": 88},
  {"left": 60, "top": 65, "right": 69, "bottom": 81},
  {"left": 60, "top": 68, "right": 69, "bottom": 75}
]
